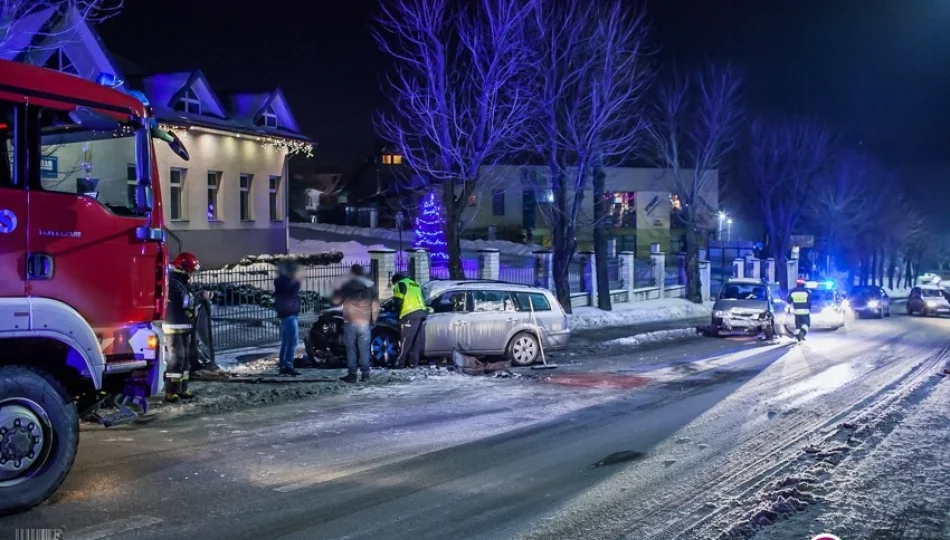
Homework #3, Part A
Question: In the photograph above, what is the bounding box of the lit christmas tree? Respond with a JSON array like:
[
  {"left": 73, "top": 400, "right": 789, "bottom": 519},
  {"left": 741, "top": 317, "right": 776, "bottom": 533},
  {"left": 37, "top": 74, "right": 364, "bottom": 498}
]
[{"left": 414, "top": 190, "right": 448, "bottom": 262}]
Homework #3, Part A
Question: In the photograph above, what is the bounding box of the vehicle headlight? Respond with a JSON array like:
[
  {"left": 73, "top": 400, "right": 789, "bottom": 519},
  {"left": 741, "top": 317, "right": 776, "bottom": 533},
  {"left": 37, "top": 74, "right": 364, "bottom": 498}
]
[
  {"left": 822, "top": 306, "right": 836, "bottom": 315},
  {"left": 866, "top": 300, "right": 879, "bottom": 308},
  {"left": 713, "top": 310, "right": 726, "bottom": 318},
  {"left": 926, "top": 301, "right": 937, "bottom": 308}
]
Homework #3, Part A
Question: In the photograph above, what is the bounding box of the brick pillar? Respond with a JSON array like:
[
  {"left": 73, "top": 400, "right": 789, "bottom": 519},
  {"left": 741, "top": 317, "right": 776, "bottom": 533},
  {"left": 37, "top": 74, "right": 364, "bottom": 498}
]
[
  {"left": 580, "top": 251, "right": 597, "bottom": 307},
  {"left": 652, "top": 249, "right": 666, "bottom": 297},
  {"left": 764, "top": 258, "right": 776, "bottom": 283},
  {"left": 699, "top": 260, "right": 711, "bottom": 302},
  {"left": 369, "top": 248, "right": 396, "bottom": 299},
  {"left": 750, "top": 258, "right": 761, "bottom": 280},
  {"left": 534, "top": 250, "right": 553, "bottom": 291},
  {"left": 619, "top": 251, "right": 635, "bottom": 297},
  {"left": 733, "top": 258, "right": 745, "bottom": 279},
  {"left": 410, "top": 248, "right": 431, "bottom": 286},
  {"left": 477, "top": 248, "right": 500, "bottom": 281}
]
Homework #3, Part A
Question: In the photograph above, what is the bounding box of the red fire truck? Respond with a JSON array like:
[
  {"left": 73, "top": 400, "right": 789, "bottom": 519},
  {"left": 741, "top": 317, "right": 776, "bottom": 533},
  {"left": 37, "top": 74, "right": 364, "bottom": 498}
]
[{"left": 0, "top": 60, "right": 189, "bottom": 514}]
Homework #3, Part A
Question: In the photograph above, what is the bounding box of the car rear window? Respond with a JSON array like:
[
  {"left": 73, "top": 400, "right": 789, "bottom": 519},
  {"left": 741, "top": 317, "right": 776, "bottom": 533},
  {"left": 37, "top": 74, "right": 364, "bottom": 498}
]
[{"left": 514, "top": 292, "right": 551, "bottom": 312}]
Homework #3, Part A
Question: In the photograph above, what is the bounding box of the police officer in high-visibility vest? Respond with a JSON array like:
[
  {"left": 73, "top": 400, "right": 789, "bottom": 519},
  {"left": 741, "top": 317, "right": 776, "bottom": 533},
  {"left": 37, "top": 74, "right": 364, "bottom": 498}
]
[
  {"left": 390, "top": 273, "right": 428, "bottom": 368},
  {"left": 788, "top": 277, "right": 812, "bottom": 341}
]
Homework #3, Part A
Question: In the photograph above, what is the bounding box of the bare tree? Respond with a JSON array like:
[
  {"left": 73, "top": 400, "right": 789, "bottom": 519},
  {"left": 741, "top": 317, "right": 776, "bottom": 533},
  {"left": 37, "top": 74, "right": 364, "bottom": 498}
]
[
  {"left": 375, "top": 0, "right": 535, "bottom": 279},
  {"left": 526, "top": 0, "right": 650, "bottom": 311},
  {"left": 0, "top": 0, "right": 122, "bottom": 55},
  {"left": 810, "top": 151, "right": 874, "bottom": 274},
  {"left": 748, "top": 117, "right": 833, "bottom": 289},
  {"left": 650, "top": 65, "right": 742, "bottom": 303}
]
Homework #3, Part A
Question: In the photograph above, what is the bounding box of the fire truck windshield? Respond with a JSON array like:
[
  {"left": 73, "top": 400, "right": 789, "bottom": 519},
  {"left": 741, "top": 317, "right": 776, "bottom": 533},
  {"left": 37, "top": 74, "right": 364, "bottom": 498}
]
[{"left": 37, "top": 108, "right": 152, "bottom": 217}]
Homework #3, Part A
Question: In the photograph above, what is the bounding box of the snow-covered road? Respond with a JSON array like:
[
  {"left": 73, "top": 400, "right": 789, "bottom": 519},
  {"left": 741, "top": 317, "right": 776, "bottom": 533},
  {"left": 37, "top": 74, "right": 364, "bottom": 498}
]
[{"left": 3, "top": 313, "right": 949, "bottom": 540}]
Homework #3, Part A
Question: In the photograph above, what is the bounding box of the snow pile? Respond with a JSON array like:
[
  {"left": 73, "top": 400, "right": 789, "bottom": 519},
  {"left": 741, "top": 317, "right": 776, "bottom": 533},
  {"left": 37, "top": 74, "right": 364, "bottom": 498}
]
[
  {"left": 569, "top": 298, "right": 712, "bottom": 330},
  {"left": 292, "top": 222, "right": 542, "bottom": 257},
  {"left": 289, "top": 239, "right": 390, "bottom": 262},
  {"left": 604, "top": 328, "right": 700, "bottom": 348}
]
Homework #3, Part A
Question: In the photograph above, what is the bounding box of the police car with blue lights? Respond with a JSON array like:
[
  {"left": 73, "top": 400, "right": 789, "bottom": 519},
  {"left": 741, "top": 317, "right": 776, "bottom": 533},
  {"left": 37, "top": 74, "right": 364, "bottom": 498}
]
[{"left": 797, "top": 280, "right": 847, "bottom": 330}]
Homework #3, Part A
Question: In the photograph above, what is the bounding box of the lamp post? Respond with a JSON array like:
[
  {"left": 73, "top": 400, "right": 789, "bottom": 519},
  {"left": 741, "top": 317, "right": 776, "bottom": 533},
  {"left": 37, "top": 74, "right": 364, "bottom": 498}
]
[
  {"left": 396, "top": 210, "right": 405, "bottom": 269},
  {"left": 718, "top": 211, "right": 726, "bottom": 241},
  {"left": 727, "top": 218, "right": 733, "bottom": 242}
]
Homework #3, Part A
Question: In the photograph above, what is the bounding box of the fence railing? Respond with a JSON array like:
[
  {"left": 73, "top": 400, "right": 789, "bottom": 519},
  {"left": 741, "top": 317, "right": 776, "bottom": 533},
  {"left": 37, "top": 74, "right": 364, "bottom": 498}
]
[{"left": 192, "top": 261, "right": 358, "bottom": 350}]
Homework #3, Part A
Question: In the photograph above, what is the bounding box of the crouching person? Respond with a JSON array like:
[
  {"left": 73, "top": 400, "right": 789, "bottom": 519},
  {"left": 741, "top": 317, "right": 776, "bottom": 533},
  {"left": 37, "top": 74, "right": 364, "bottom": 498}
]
[
  {"left": 391, "top": 273, "right": 428, "bottom": 369},
  {"left": 334, "top": 264, "right": 379, "bottom": 383},
  {"left": 164, "top": 253, "right": 202, "bottom": 402}
]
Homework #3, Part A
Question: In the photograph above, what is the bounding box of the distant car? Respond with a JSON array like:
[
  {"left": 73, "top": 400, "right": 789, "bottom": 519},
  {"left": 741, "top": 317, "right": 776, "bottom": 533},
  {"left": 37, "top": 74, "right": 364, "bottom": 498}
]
[
  {"left": 305, "top": 280, "right": 571, "bottom": 367},
  {"left": 805, "top": 286, "right": 847, "bottom": 330},
  {"left": 711, "top": 278, "right": 778, "bottom": 338},
  {"left": 907, "top": 286, "right": 950, "bottom": 317},
  {"left": 847, "top": 285, "right": 891, "bottom": 319}
]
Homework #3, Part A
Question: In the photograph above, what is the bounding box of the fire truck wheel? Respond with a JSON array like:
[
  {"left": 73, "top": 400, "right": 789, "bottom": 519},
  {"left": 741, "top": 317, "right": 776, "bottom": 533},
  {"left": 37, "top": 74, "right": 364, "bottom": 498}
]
[{"left": 0, "top": 365, "right": 79, "bottom": 516}]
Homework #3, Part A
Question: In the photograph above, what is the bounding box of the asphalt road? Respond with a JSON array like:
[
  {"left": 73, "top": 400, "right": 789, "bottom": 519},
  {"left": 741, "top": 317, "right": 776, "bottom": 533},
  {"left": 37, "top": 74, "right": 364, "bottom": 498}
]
[{"left": 2, "top": 310, "right": 949, "bottom": 540}]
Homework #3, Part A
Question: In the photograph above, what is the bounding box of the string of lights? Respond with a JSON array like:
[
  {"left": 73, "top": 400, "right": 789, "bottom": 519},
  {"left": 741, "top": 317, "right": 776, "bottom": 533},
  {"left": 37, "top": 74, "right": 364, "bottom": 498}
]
[
  {"left": 414, "top": 191, "right": 448, "bottom": 262},
  {"left": 159, "top": 124, "right": 314, "bottom": 157}
]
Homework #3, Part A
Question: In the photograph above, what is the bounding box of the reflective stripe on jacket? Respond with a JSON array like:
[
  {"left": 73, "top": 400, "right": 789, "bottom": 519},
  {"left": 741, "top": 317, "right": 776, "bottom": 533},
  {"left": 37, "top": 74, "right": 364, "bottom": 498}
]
[
  {"left": 393, "top": 278, "right": 426, "bottom": 319},
  {"left": 789, "top": 289, "right": 811, "bottom": 315}
]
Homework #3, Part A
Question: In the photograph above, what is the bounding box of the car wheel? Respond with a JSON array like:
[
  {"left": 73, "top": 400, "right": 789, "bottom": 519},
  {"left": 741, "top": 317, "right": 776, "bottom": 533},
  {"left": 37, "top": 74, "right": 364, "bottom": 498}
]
[
  {"left": 370, "top": 330, "right": 400, "bottom": 367},
  {"left": 0, "top": 366, "right": 78, "bottom": 516},
  {"left": 508, "top": 332, "right": 540, "bottom": 367}
]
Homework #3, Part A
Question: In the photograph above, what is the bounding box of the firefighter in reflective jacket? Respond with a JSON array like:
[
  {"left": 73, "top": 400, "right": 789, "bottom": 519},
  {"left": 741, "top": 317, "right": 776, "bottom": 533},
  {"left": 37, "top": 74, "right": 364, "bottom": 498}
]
[
  {"left": 788, "top": 278, "right": 812, "bottom": 341},
  {"left": 164, "top": 253, "right": 201, "bottom": 402},
  {"left": 391, "top": 273, "right": 428, "bottom": 368}
]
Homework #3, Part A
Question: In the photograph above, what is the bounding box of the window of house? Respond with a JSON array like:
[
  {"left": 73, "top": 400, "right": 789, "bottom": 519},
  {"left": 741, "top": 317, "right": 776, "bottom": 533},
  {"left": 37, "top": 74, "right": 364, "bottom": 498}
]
[
  {"left": 240, "top": 174, "right": 252, "bottom": 221},
  {"left": 43, "top": 48, "right": 79, "bottom": 76},
  {"left": 381, "top": 154, "right": 392, "bottom": 165},
  {"left": 169, "top": 168, "right": 186, "bottom": 220},
  {"left": 207, "top": 171, "right": 221, "bottom": 221},
  {"left": 126, "top": 164, "right": 137, "bottom": 207},
  {"left": 391, "top": 154, "right": 402, "bottom": 165},
  {"left": 492, "top": 189, "right": 505, "bottom": 216},
  {"left": 467, "top": 192, "right": 477, "bottom": 206},
  {"left": 472, "top": 290, "right": 512, "bottom": 312},
  {"left": 174, "top": 88, "right": 201, "bottom": 115},
  {"left": 262, "top": 106, "right": 278, "bottom": 128},
  {"left": 269, "top": 176, "right": 280, "bottom": 221}
]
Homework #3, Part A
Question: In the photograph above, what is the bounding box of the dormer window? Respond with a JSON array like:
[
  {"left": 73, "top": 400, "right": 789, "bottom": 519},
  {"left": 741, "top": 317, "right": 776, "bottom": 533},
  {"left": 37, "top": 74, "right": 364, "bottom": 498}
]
[
  {"left": 174, "top": 88, "right": 201, "bottom": 115},
  {"left": 262, "top": 105, "right": 278, "bottom": 128},
  {"left": 44, "top": 48, "right": 78, "bottom": 76}
]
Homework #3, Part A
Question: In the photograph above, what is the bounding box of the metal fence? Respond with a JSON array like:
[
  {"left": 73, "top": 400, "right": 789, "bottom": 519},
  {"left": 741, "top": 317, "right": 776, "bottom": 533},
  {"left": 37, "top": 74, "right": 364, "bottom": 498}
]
[
  {"left": 633, "top": 258, "right": 656, "bottom": 288},
  {"left": 498, "top": 262, "right": 535, "bottom": 285},
  {"left": 192, "top": 261, "right": 358, "bottom": 350}
]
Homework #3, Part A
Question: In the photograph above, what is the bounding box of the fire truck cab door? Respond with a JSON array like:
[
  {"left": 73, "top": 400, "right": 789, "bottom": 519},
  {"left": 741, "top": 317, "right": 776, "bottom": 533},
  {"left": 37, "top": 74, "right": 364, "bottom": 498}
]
[
  {"left": 0, "top": 102, "right": 27, "bottom": 298},
  {"left": 25, "top": 105, "right": 154, "bottom": 328}
]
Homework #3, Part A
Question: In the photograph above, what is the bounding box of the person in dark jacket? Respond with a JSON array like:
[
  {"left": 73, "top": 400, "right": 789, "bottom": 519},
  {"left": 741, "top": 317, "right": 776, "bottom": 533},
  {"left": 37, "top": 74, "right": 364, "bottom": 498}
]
[
  {"left": 275, "top": 261, "right": 302, "bottom": 376},
  {"left": 164, "top": 252, "right": 204, "bottom": 402}
]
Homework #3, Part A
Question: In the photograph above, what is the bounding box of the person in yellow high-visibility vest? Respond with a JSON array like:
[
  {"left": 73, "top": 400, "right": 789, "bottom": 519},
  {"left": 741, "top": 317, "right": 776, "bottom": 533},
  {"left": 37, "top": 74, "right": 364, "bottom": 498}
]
[
  {"left": 391, "top": 273, "right": 428, "bottom": 368},
  {"left": 788, "top": 277, "right": 812, "bottom": 341}
]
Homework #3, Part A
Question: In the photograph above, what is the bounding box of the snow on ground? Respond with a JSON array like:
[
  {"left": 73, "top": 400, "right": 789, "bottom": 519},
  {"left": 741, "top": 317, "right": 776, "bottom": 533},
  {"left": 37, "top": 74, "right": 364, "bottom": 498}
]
[
  {"left": 604, "top": 328, "right": 700, "bottom": 348},
  {"left": 569, "top": 298, "right": 712, "bottom": 330},
  {"left": 292, "top": 222, "right": 541, "bottom": 257}
]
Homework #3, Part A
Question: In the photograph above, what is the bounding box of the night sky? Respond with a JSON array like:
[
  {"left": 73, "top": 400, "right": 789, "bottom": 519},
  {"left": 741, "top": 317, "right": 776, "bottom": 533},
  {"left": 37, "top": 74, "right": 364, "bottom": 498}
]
[{"left": 98, "top": 1, "right": 950, "bottom": 174}]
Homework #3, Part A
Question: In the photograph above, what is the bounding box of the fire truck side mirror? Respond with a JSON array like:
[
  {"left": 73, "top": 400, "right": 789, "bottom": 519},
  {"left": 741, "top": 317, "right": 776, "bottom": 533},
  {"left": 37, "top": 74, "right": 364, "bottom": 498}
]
[
  {"left": 166, "top": 130, "right": 190, "bottom": 162},
  {"left": 135, "top": 184, "right": 154, "bottom": 212}
]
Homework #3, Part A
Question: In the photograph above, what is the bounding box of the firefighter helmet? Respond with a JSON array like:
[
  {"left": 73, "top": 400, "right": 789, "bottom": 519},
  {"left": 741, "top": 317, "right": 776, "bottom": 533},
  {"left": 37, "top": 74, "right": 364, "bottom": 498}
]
[{"left": 172, "top": 252, "right": 200, "bottom": 273}]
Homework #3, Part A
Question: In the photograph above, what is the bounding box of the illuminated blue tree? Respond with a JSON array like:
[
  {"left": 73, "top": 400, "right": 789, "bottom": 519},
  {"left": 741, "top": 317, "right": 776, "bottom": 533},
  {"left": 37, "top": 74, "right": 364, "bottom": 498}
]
[{"left": 414, "top": 190, "right": 448, "bottom": 262}]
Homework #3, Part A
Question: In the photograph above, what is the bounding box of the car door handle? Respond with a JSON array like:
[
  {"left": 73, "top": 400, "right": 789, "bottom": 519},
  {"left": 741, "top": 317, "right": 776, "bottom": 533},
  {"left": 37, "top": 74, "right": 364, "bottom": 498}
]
[
  {"left": 26, "top": 253, "right": 54, "bottom": 280},
  {"left": 506, "top": 318, "right": 519, "bottom": 323}
]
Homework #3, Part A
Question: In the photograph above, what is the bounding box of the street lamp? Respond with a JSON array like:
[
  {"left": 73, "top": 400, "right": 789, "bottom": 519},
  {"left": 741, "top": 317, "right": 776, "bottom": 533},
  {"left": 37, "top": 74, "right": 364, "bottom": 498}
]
[{"left": 718, "top": 211, "right": 727, "bottom": 241}]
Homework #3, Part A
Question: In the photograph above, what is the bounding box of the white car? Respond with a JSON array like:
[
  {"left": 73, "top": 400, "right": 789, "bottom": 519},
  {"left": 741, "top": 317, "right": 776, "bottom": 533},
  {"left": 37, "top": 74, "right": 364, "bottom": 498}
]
[{"left": 907, "top": 286, "right": 950, "bottom": 317}]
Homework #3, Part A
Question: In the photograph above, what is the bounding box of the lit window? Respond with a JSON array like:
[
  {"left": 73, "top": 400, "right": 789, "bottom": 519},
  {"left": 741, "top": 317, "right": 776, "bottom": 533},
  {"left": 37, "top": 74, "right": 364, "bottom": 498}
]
[
  {"left": 126, "top": 164, "right": 137, "bottom": 208},
  {"left": 467, "top": 192, "right": 477, "bottom": 206},
  {"left": 382, "top": 154, "right": 392, "bottom": 165},
  {"left": 262, "top": 106, "right": 278, "bottom": 128},
  {"left": 174, "top": 88, "right": 201, "bottom": 115},
  {"left": 43, "top": 48, "right": 78, "bottom": 75},
  {"left": 269, "top": 176, "right": 280, "bottom": 221},
  {"left": 170, "top": 168, "right": 186, "bottom": 220},
  {"left": 670, "top": 193, "right": 682, "bottom": 211},
  {"left": 240, "top": 174, "right": 253, "bottom": 221},
  {"left": 391, "top": 154, "right": 403, "bottom": 165},
  {"left": 207, "top": 171, "right": 221, "bottom": 221}
]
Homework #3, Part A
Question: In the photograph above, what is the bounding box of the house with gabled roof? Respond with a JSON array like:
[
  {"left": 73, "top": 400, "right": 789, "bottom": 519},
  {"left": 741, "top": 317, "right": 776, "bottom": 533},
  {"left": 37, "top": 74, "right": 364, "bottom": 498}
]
[{"left": 3, "top": 7, "right": 313, "bottom": 267}]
